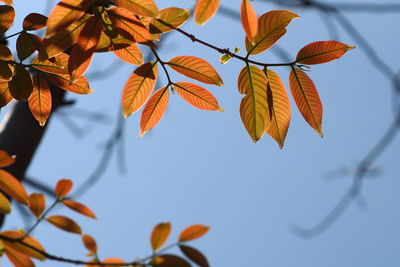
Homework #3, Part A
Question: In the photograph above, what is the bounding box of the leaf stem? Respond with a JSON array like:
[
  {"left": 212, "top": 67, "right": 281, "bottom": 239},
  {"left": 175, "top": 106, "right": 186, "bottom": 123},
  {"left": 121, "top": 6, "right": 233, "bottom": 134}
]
[
  {"left": 2, "top": 30, "right": 24, "bottom": 40},
  {"left": 24, "top": 198, "right": 60, "bottom": 237},
  {"left": 150, "top": 46, "right": 173, "bottom": 86}
]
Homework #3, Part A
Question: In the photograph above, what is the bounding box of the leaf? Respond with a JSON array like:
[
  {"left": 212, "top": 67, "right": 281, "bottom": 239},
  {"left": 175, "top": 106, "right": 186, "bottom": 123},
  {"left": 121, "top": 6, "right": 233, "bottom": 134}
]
[
  {"left": 28, "top": 193, "right": 46, "bottom": 218},
  {"left": 46, "top": 73, "right": 92, "bottom": 94},
  {"left": 240, "top": 0, "right": 258, "bottom": 43},
  {"left": 174, "top": 82, "right": 223, "bottom": 111},
  {"left": 289, "top": 67, "right": 323, "bottom": 136},
  {"left": 0, "top": 5, "right": 15, "bottom": 35},
  {"left": 23, "top": 13, "right": 48, "bottom": 31},
  {"left": 55, "top": 179, "right": 73, "bottom": 198},
  {"left": 151, "top": 222, "right": 171, "bottom": 251},
  {"left": 0, "top": 44, "right": 12, "bottom": 61},
  {"left": 179, "top": 225, "right": 210, "bottom": 242},
  {"left": 167, "top": 56, "right": 223, "bottom": 86},
  {"left": 16, "top": 32, "right": 41, "bottom": 61},
  {"left": 296, "top": 41, "right": 355, "bottom": 65},
  {"left": 113, "top": 0, "right": 159, "bottom": 17},
  {"left": 0, "top": 192, "right": 11, "bottom": 214},
  {"left": 237, "top": 65, "right": 270, "bottom": 142},
  {"left": 69, "top": 14, "right": 103, "bottom": 82},
  {"left": 28, "top": 74, "right": 52, "bottom": 126},
  {"left": 0, "top": 63, "right": 12, "bottom": 81},
  {"left": 0, "top": 150, "right": 15, "bottom": 167},
  {"left": 113, "top": 43, "right": 143, "bottom": 65},
  {"left": 155, "top": 254, "right": 191, "bottom": 267},
  {"left": 31, "top": 57, "right": 68, "bottom": 75},
  {"left": 47, "top": 215, "right": 82, "bottom": 234},
  {"left": 94, "top": 32, "right": 133, "bottom": 52},
  {"left": 122, "top": 62, "right": 158, "bottom": 118},
  {"left": 8, "top": 66, "right": 33, "bottom": 101},
  {"left": 180, "top": 245, "right": 209, "bottom": 267},
  {"left": 139, "top": 87, "right": 169, "bottom": 136},
  {"left": 0, "top": 80, "right": 12, "bottom": 107},
  {"left": 4, "top": 246, "right": 35, "bottom": 267},
  {"left": 246, "top": 10, "right": 298, "bottom": 55},
  {"left": 45, "top": 0, "right": 92, "bottom": 38},
  {"left": 102, "top": 258, "right": 125, "bottom": 267},
  {"left": 62, "top": 199, "right": 96, "bottom": 219},
  {"left": 149, "top": 7, "right": 190, "bottom": 34},
  {"left": 194, "top": 0, "right": 220, "bottom": 25},
  {"left": 0, "top": 169, "right": 29, "bottom": 205},
  {"left": 82, "top": 234, "right": 97, "bottom": 254},
  {"left": 1, "top": 230, "right": 47, "bottom": 260},
  {"left": 265, "top": 69, "right": 291, "bottom": 148},
  {"left": 0, "top": 0, "right": 13, "bottom": 5}
]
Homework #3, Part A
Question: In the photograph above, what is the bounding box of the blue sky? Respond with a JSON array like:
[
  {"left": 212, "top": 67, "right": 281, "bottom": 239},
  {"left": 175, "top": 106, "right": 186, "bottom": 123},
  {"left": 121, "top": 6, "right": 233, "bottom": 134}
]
[{"left": 2, "top": 0, "right": 400, "bottom": 266}]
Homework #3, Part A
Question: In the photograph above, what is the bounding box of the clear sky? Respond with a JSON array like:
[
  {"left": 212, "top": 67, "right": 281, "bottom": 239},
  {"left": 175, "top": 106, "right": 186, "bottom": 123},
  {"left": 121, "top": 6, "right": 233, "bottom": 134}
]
[{"left": 2, "top": 0, "right": 400, "bottom": 266}]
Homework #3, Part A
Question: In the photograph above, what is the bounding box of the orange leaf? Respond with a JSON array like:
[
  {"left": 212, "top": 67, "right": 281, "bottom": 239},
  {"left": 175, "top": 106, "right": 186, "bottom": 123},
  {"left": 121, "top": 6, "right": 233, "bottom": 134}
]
[
  {"left": 237, "top": 65, "right": 270, "bottom": 142},
  {"left": 95, "top": 31, "right": 133, "bottom": 52},
  {"left": 151, "top": 222, "right": 171, "bottom": 251},
  {"left": 240, "top": 0, "right": 258, "bottom": 43},
  {"left": 46, "top": 215, "right": 82, "bottom": 234},
  {"left": 296, "top": 40, "right": 355, "bottom": 65},
  {"left": 113, "top": 43, "right": 143, "bottom": 65},
  {"left": 174, "top": 82, "right": 223, "bottom": 111},
  {"left": 102, "top": 258, "right": 125, "bottom": 267},
  {"left": 0, "top": 192, "right": 11, "bottom": 214},
  {"left": 265, "top": 70, "right": 291, "bottom": 148},
  {"left": 139, "top": 87, "right": 169, "bottom": 136},
  {"left": 194, "top": 0, "right": 220, "bottom": 25},
  {"left": 45, "top": 0, "right": 92, "bottom": 38},
  {"left": 0, "top": 150, "right": 15, "bottom": 167},
  {"left": 82, "top": 234, "right": 97, "bottom": 254},
  {"left": 0, "top": 5, "right": 15, "bottom": 35},
  {"left": 167, "top": 56, "right": 223, "bottom": 86},
  {"left": 0, "top": 62, "right": 12, "bottom": 81},
  {"left": 0, "top": 44, "right": 12, "bottom": 61},
  {"left": 149, "top": 7, "right": 190, "bottom": 34},
  {"left": 0, "top": 80, "right": 12, "bottom": 107},
  {"left": 113, "top": 0, "right": 159, "bottom": 17},
  {"left": 31, "top": 57, "right": 68, "bottom": 75},
  {"left": 46, "top": 73, "right": 92, "bottom": 94},
  {"left": 55, "top": 178, "right": 73, "bottom": 198},
  {"left": 179, "top": 224, "right": 210, "bottom": 242},
  {"left": 23, "top": 13, "right": 48, "bottom": 31},
  {"left": 0, "top": 0, "right": 13, "bottom": 5},
  {"left": 155, "top": 254, "right": 191, "bottom": 267},
  {"left": 122, "top": 62, "right": 158, "bottom": 118},
  {"left": 62, "top": 199, "right": 96, "bottom": 219},
  {"left": 5, "top": 246, "right": 35, "bottom": 267},
  {"left": 28, "top": 74, "right": 52, "bottom": 126},
  {"left": 180, "top": 245, "right": 209, "bottom": 267},
  {"left": 8, "top": 65, "right": 33, "bottom": 101},
  {"left": 28, "top": 193, "right": 46, "bottom": 218},
  {"left": 289, "top": 67, "right": 323, "bottom": 136},
  {"left": 1, "top": 230, "right": 47, "bottom": 260},
  {"left": 0, "top": 169, "right": 29, "bottom": 205},
  {"left": 246, "top": 10, "right": 298, "bottom": 55},
  {"left": 16, "top": 32, "right": 42, "bottom": 61}
]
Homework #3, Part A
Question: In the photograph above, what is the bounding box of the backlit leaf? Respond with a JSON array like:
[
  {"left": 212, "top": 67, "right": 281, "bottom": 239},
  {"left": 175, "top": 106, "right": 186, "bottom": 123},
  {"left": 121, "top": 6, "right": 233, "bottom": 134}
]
[
  {"left": 16, "top": 32, "right": 41, "bottom": 61},
  {"left": 82, "top": 234, "right": 97, "bottom": 254},
  {"left": 289, "top": 67, "right": 323, "bottom": 136},
  {"left": 150, "top": 7, "right": 190, "bottom": 34},
  {"left": 114, "top": 0, "right": 159, "bottom": 17},
  {"left": 246, "top": 10, "right": 298, "bottom": 55},
  {"left": 62, "top": 199, "right": 96, "bottom": 219},
  {"left": 95, "top": 32, "right": 133, "bottom": 52},
  {"left": 28, "top": 193, "right": 45, "bottom": 218},
  {"left": 155, "top": 254, "right": 191, "bottom": 267},
  {"left": 151, "top": 222, "right": 171, "bottom": 251},
  {"left": 45, "top": 0, "right": 92, "bottom": 38},
  {"left": 0, "top": 44, "right": 12, "bottom": 61},
  {"left": 0, "top": 5, "right": 15, "bottom": 35},
  {"left": 194, "top": 0, "right": 220, "bottom": 25},
  {"left": 122, "top": 62, "right": 158, "bottom": 118},
  {"left": 23, "top": 13, "right": 48, "bottom": 31},
  {"left": 0, "top": 192, "right": 11, "bottom": 214},
  {"left": 55, "top": 179, "right": 73, "bottom": 198},
  {"left": 31, "top": 57, "right": 68, "bottom": 75},
  {"left": 167, "top": 56, "right": 223, "bottom": 86},
  {"left": 102, "top": 258, "right": 125, "bottom": 267},
  {"left": 0, "top": 63, "right": 12, "bottom": 81},
  {"left": 113, "top": 43, "right": 143, "bottom": 65},
  {"left": 0, "top": 170, "right": 29, "bottom": 205},
  {"left": 140, "top": 86, "right": 169, "bottom": 136},
  {"left": 0, "top": 150, "right": 14, "bottom": 167},
  {"left": 4, "top": 246, "right": 35, "bottom": 267},
  {"left": 174, "top": 82, "right": 223, "bottom": 111},
  {"left": 179, "top": 224, "right": 210, "bottom": 242},
  {"left": 1, "top": 230, "right": 47, "bottom": 260},
  {"left": 265, "top": 69, "right": 291, "bottom": 148},
  {"left": 296, "top": 41, "right": 355, "bottom": 65},
  {"left": 180, "top": 245, "right": 209, "bottom": 267},
  {"left": 0, "top": 81, "right": 11, "bottom": 107},
  {"left": 8, "top": 66, "right": 33, "bottom": 101},
  {"left": 0, "top": 0, "right": 13, "bottom": 5},
  {"left": 237, "top": 65, "right": 270, "bottom": 142},
  {"left": 241, "top": 0, "right": 258, "bottom": 43},
  {"left": 28, "top": 74, "right": 51, "bottom": 126},
  {"left": 46, "top": 73, "right": 92, "bottom": 94},
  {"left": 47, "top": 215, "right": 82, "bottom": 234}
]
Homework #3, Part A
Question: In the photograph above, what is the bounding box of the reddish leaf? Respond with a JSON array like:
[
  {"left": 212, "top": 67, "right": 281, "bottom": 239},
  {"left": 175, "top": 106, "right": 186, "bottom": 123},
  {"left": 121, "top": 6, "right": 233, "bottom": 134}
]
[
  {"left": 167, "top": 56, "right": 223, "bottom": 86},
  {"left": 55, "top": 178, "right": 73, "bottom": 198},
  {"left": 47, "top": 215, "right": 82, "bottom": 234},
  {"left": 149, "top": 7, "right": 190, "bottom": 34},
  {"left": 180, "top": 245, "right": 209, "bottom": 267},
  {"left": 194, "top": 0, "right": 220, "bottom": 25},
  {"left": 0, "top": 150, "right": 15, "bottom": 167},
  {"left": 16, "top": 32, "right": 42, "bottom": 61},
  {"left": 174, "top": 82, "right": 223, "bottom": 111},
  {"left": 151, "top": 222, "right": 171, "bottom": 251},
  {"left": 1, "top": 230, "right": 47, "bottom": 260},
  {"left": 0, "top": 192, "right": 11, "bottom": 214},
  {"left": 155, "top": 254, "right": 191, "bottom": 267},
  {"left": 289, "top": 67, "right": 323, "bottom": 136},
  {"left": 139, "top": 87, "right": 169, "bottom": 136},
  {"left": 0, "top": 0, "right": 13, "bottom": 5},
  {"left": 0, "top": 169, "right": 29, "bottom": 205},
  {"left": 102, "top": 258, "right": 125, "bottom": 267},
  {"left": 29, "top": 73, "right": 52, "bottom": 126},
  {"left": 296, "top": 41, "right": 355, "bottom": 65},
  {"left": 82, "top": 234, "right": 97, "bottom": 254},
  {"left": 8, "top": 65, "right": 33, "bottom": 101},
  {"left": 113, "top": 0, "right": 159, "bottom": 17},
  {"left": 0, "top": 80, "right": 12, "bottom": 107},
  {"left": 5, "top": 246, "right": 35, "bottom": 267},
  {"left": 28, "top": 193, "right": 46, "bottom": 218},
  {"left": 62, "top": 199, "right": 96, "bottom": 219},
  {"left": 179, "top": 224, "right": 210, "bottom": 242},
  {"left": 113, "top": 43, "right": 143, "bottom": 65},
  {"left": 240, "top": 0, "right": 258, "bottom": 43},
  {"left": 0, "top": 5, "right": 15, "bottom": 35},
  {"left": 122, "top": 62, "right": 158, "bottom": 118},
  {"left": 23, "top": 13, "right": 48, "bottom": 31}
]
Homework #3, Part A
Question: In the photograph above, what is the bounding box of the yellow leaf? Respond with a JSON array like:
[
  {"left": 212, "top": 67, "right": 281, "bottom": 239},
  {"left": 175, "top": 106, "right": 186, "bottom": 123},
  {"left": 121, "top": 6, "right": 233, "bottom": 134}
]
[
  {"left": 122, "top": 62, "right": 158, "bottom": 118},
  {"left": 149, "top": 7, "right": 190, "bottom": 34},
  {"left": 46, "top": 215, "right": 82, "bottom": 234},
  {"left": 167, "top": 56, "right": 223, "bottom": 86},
  {"left": 62, "top": 199, "right": 96, "bottom": 219},
  {"left": 114, "top": 0, "right": 159, "bottom": 17},
  {"left": 140, "top": 87, "right": 169, "bottom": 136},
  {"left": 151, "top": 222, "right": 171, "bottom": 251},
  {"left": 289, "top": 67, "right": 323, "bottom": 136},
  {"left": 0, "top": 150, "right": 15, "bottom": 167},
  {"left": 55, "top": 178, "right": 73, "bottom": 198},
  {"left": 28, "top": 74, "right": 52, "bottom": 126},
  {"left": 113, "top": 43, "right": 144, "bottom": 65},
  {"left": 0, "top": 5, "right": 15, "bottom": 35},
  {"left": 174, "top": 82, "right": 223, "bottom": 111},
  {"left": 194, "top": 0, "right": 220, "bottom": 25},
  {"left": 28, "top": 193, "right": 46, "bottom": 218},
  {"left": 1, "top": 230, "right": 47, "bottom": 260},
  {"left": 240, "top": 0, "right": 258, "bottom": 43},
  {"left": 0, "top": 192, "right": 11, "bottom": 214},
  {"left": 179, "top": 224, "right": 210, "bottom": 242},
  {"left": 0, "top": 169, "right": 29, "bottom": 205},
  {"left": 296, "top": 41, "right": 355, "bottom": 65},
  {"left": 246, "top": 10, "right": 298, "bottom": 55}
]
